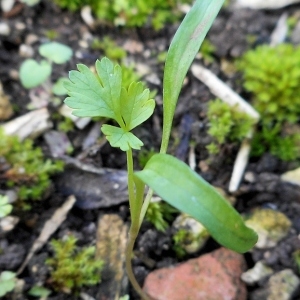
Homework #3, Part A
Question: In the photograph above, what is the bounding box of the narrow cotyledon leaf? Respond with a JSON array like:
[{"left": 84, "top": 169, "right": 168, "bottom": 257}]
[
  {"left": 161, "top": 0, "right": 225, "bottom": 153},
  {"left": 135, "top": 154, "right": 258, "bottom": 253}
]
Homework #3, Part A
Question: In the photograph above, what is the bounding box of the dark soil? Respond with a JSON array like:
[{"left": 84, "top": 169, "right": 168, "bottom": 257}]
[{"left": 1, "top": 1, "right": 300, "bottom": 299}]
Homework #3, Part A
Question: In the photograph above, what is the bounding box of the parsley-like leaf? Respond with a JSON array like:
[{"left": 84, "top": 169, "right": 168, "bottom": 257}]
[
  {"left": 101, "top": 125, "right": 143, "bottom": 151},
  {"left": 64, "top": 58, "right": 123, "bottom": 124},
  {"left": 121, "top": 82, "right": 155, "bottom": 130}
]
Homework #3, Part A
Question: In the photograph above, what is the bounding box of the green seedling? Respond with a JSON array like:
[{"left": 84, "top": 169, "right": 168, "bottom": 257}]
[
  {"left": 64, "top": 1, "right": 257, "bottom": 298},
  {"left": 0, "top": 195, "right": 12, "bottom": 218},
  {"left": 28, "top": 286, "right": 52, "bottom": 298},
  {"left": 20, "top": 42, "right": 72, "bottom": 90},
  {"left": 46, "top": 235, "right": 103, "bottom": 293},
  {"left": 0, "top": 271, "right": 17, "bottom": 297},
  {"left": 0, "top": 129, "right": 63, "bottom": 209},
  {"left": 207, "top": 99, "right": 256, "bottom": 154}
]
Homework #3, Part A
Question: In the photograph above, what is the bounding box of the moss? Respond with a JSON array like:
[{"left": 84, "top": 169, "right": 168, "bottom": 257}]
[
  {"left": 206, "top": 99, "right": 255, "bottom": 154},
  {"left": 0, "top": 129, "right": 63, "bottom": 209},
  {"left": 237, "top": 44, "right": 300, "bottom": 161},
  {"left": 46, "top": 235, "right": 103, "bottom": 293}
]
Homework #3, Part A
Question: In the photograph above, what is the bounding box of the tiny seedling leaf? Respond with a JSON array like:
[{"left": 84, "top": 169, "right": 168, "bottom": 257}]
[
  {"left": 28, "top": 286, "right": 52, "bottom": 297},
  {"left": 135, "top": 154, "right": 258, "bottom": 253},
  {"left": 101, "top": 125, "right": 143, "bottom": 151},
  {"left": 0, "top": 195, "right": 12, "bottom": 218},
  {"left": 39, "top": 42, "right": 73, "bottom": 64},
  {"left": 121, "top": 82, "right": 155, "bottom": 130},
  {"left": 0, "top": 271, "right": 16, "bottom": 297},
  {"left": 19, "top": 59, "right": 52, "bottom": 89}
]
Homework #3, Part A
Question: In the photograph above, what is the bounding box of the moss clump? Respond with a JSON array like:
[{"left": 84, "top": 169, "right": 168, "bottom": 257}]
[
  {"left": 206, "top": 99, "right": 256, "bottom": 154},
  {"left": 46, "top": 235, "right": 103, "bottom": 293},
  {"left": 237, "top": 44, "right": 300, "bottom": 124},
  {"left": 237, "top": 44, "right": 300, "bottom": 160},
  {"left": 54, "top": 0, "right": 192, "bottom": 30},
  {"left": 0, "top": 129, "right": 63, "bottom": 209}
]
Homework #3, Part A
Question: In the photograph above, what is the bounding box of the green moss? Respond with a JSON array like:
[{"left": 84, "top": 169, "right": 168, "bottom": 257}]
[
  {"left": 54, "top": 0, "right": 192, "bottom": 29},
  {"left": 237, "top": 44, "right": 300, "bottom": 161},
  {"left": 206, "top": 99, "right": 255, "bottom": 153},
  {"left": 145, "top": 201, "right": 178, "bottom": 232},
  {"left": 237, "top": 44, "right": 300, "bottom": 124},
  {"left": 0, "top": 129, "right": 63, "bottom": 209},
  {"left": 46, "top": 235, "right": 103, "bottom": 293}
]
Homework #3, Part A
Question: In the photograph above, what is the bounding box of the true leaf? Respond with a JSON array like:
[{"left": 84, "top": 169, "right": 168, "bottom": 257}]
[
  {"left": 120, "top": 82, "right": 155, "bottom": 130},
  {"left": 135, "top": 154, "right": 258, "bottom": 253},
  {"left": 101, "top": 125, "right": 143, "bottom": 151},
  {"left": 64, "top": 58, "right": 122, "bottom": 121},
  {"left": 39, "top": 42, "right": 73, "bottom": 64},
  {"left": 19, "top": 59, "right": 52, "bottom": 89},
  {"left": 161, "top": 0, "right": 225, "bottom": 153}
]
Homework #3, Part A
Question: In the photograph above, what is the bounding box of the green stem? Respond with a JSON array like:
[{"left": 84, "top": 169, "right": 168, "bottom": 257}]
[
  {"left": 125, "top": 149, "right": 151, "bottom": 300},
  {"left": 139, "top": 188, "right": 153, "bottom": 227}
]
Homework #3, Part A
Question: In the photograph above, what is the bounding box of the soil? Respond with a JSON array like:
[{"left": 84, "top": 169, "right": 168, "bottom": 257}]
[{"left": 1, "top": 1, "right": 300, "bottom": 299}]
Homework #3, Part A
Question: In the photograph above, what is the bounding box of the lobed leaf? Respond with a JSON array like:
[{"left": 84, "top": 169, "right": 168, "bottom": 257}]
[
  {"left": 64, "top": 58, "right": 122, "bottom": 121},
  {"left": 101, "top": 125, "right": 143, "bottom": 151},
  {"left": 120, "top": 82, "right": 155, "bottom": 130},
  {"left": 135, "top": 154, "right": 258, "bottom": 253}
]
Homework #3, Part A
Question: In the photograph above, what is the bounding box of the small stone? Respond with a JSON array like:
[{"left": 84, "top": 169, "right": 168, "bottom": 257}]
[
  {"left": 0, "top": 22, "right": 10, "bottom": 36},
  {"left": 245, "top": 208, "right": 292, "bottom": 249},
  {"left": 251, "top": 269, "right": 300, "bottom": 300},
  {"left": 19, "top": 44, "right": 34, "bottom": 58},
  {"left": 281, "top": 167, "right": 300, "bottom": 186},
  {"left": 172, "top": 213, "right": 209, "bottom": 254},
  {"left": 143, "top": 247, "right": 247, "bottom": 300},
  {"left": 25, "top": 34, "right": 39, "bottom": 45},
  {"left": 241, "top": 261, "right": 274, "bottom": 285}
]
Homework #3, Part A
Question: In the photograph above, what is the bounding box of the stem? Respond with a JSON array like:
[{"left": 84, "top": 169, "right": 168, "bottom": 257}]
[
  {"left": 125, "top": 149, "right": 151, "bottom": 300},
  {"left": 139, "top": 188, "right": 153, "bottom": 227}
]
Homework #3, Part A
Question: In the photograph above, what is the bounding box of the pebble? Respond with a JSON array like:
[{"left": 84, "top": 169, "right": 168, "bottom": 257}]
[
  {"left": 19, "top": 44, "right": 34, "bottom": 58},
  {"left": 143, "top": 247, "right": 247, "bottom": 300},
  {"left": 245, "top": 208, "right": 292, "bottom": 249},
  {"left": 0, "top": 22, "right": 11, "bottom": 36},
  {"left": 241, "top": 261, "right": 274, "bottom": 285}
]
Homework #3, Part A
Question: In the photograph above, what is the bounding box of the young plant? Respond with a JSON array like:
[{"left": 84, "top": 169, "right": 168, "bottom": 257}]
[
  {"left": 19, "top": 42, "right": 72, "bottom": 91},
  {"left": 0, "top": 195, "right": 12, "bottom": 218},
  {"left": 0, "top": 271, "right": 17, "bottom": 298},
  {"left": 46, "top": 235, "right": 103, "bottom": 293},
  {"left": 64, "top": 0, "right": 258, "bottom": 298}
]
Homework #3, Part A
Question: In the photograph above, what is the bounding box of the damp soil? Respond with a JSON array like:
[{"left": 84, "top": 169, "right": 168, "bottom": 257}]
[{"left": 1, "top": 1, "right": 300, "bottom": 299}]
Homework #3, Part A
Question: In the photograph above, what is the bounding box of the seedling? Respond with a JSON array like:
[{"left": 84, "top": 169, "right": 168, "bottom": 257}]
[
  {"left": 64, "top": 0, "right": 257, "bottom": 298},
  {"left": 0, "top": 195, "right": 12, "bottom": 218},
  {"left": 0, "top": 271, "right": 17, "bottom": 297},
  {"left": 19, "top": 42, "right": 72, "bottom": 91}
]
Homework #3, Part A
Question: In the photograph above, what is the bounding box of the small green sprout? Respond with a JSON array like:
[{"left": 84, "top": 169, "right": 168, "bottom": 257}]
[
  {"left": 64, "top": 1, "right": 257, "bottom": 298},
  {"left": 0, "top": 195, "right": 12, "bottom": 218},
  {"left": 28, "top": 286, "right": 52, "bottom": 298},
  {"left": 46, "top": 235, "right": 103, "bottom": 293},
  {"left": 0, "top": 271, "right": 17, "bottom": 298},
  {"left": 20, "top": 42, "right": 73, "bottom": 89}
]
